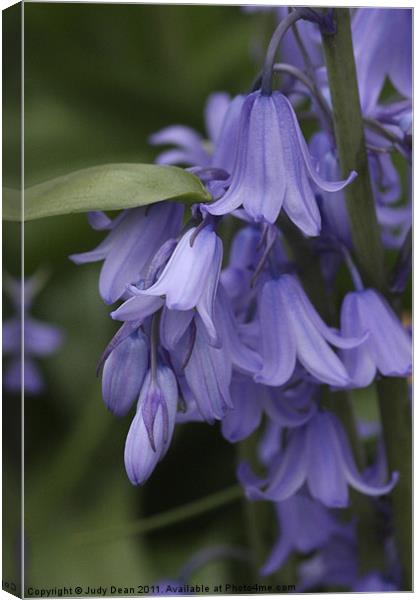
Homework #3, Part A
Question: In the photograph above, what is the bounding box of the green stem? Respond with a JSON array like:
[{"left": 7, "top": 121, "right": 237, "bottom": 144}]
[
  {"left": 321, "top": 8, "right": 385, "bottom": 291},
  {"left": 322, "top": 9, "right": 412, "bottom": 588},
  {"left": 70, "top": 484, "right": 243, "bottom": 546},
  {"left": 377, "top": 378, "right": 412, "bottom": 589},
  {"left": 237, "top": 436, "right": 271, "bottom": 580}
]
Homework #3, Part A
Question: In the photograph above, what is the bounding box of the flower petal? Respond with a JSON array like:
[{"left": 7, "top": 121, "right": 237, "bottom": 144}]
[
  {"left": 254, "top": 280, "right": 297, "bottom": 386},
  {"left": 306, "top": 412, "right": 349, "bottom": 508}
]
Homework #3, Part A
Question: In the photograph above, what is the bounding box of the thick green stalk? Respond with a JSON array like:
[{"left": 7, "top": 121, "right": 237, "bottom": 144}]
[
  {"left": 322, "top": 9, "right": 412, "bottom": 588},
  {"left": 377, "top": 378, "right": 412, "bottom": 588},
  {"left": 321, "top": 9, "right": 385, "bottom": 291}
]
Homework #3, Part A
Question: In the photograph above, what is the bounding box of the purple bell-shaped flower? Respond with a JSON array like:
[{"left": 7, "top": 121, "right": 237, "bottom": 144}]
[
  {"left": 255, "top": 274, "right": 367, "bottom": 388},
  {"left": 124, "top": 364, "right": 178, "bottom": 485},
  {"left": 340, "top": 288, "right": 412, "bottom": 387},
  {"left": 239, "top": 410, "right": 398, "bottom": 508},
  {"left": 206, "top": 90, "right": 356, "bottom": 235}
]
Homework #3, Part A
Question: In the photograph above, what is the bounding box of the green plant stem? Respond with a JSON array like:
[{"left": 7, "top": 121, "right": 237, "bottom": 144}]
[
  {"left": 322, "top": 9, "right": 412, "bottom": 588},
  {"left": 70, "top": 484, "right": 243, "bottom": 546},
  {"left": 237, "top": 436, "right": 272, "bottom": 580},
  {"left": 321, "top": 9, "right": 385, "bottom": 291},
  {"left": 377, "top": 378, "right": 412, "bottom": 588}
]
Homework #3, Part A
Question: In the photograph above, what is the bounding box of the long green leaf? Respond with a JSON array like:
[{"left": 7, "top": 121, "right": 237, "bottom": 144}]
[{"left": 3, "top": 163, "right": 211, "bottom": 221}]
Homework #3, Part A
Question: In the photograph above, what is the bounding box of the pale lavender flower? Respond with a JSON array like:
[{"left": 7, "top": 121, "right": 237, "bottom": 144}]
[
  {"left": 352, "top": 8, "right": 412, "bottom": 114},
  {"left": 112, "top": 221, "right": 223, "bottom": 345},
  {"left": 176, "top": 287, "right": 261, "bottom": 423},
  {"left": 340, "top": 289, "right": 412, "bottom": 387},
  {"left": 255, "top": 274, "right": 366, "bottom": 388},
  {"left": 150, "top": 92, "right": 230, "bottom": 167},
  {"left": 70, "top": 203, "right": 184, "bottom": 304},
  {"left": 205, "top": 91, "right": 355, "bottom": 234},
  {"left": 239, "top": 410, "right": 398, "bottom": 507},
  {"left": 101, "top": 330, "right": 148, "bottom": 416},
  {"left": 124, "top": 364, "right": 178, "bottom": 485},
  {"left": 151, "top": 93, "right": 245, "bottom": 178}
]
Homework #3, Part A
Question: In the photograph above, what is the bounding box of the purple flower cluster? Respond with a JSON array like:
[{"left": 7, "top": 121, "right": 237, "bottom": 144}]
[
  {"left": 71, "top": 6, "right": 411, "bottom": 592},
  {"left": 3, "top": 275, "right": 63, "bottom": 394}
]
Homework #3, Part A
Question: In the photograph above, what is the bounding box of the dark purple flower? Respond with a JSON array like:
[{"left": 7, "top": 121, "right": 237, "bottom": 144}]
[
  {"left": 239, "top": 410, "right": 398, "bottom": 507},
  {"left": 255, "top": 275, "right": 366, "bottom": 388},
  {"left": 205, "top": 91, "right": 355, "bottom": 234},
  {"left": 70, "top": 203, "right": 184, "bottom": 304},
  {"left": 340, "top": 289, "right": 412, "bottom": 387},
  {"left": 124, "top": 364, "right": 178, "bottom": 485}
]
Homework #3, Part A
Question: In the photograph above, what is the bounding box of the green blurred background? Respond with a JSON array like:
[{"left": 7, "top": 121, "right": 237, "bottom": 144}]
[{"left": 3, "top": 2, "right": 279, "bottom": 592}]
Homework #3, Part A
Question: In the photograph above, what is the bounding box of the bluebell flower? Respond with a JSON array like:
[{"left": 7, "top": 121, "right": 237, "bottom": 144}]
[
  {"left": 176, "top": 287, "right": 261, "bottom": 423},
  {"left": 239, "top": 410, "right": 398, "bottom": 507},
  {"left": 3, "top": 276, "right": 63, "bottom": 394},
  {"left": 310, "top": 131, "right": 409, "bottom": 251},
  {"left": 101, "top": 329, "right": 149, "bottom": 416},
  {"left": 296, "top": 531, "right": 358, "bottom": 592},
  {"left": 352, "top": 8, "right": 412, "bottom": 114},
  {"left": 340, "top": 288, "right": 412, "bottom": 387},
  {"left": 112, "top": 222, "right": 223, "bottom": 345},
  {"left": 221, "top": 376, "right": 316, "bottom": 444},
  {"left": 70, "top": 203, "right": 184, "bottom": 304},
  {"left": 150, "top": 92, "right": 231, "bottom": 167},
  {"left": 254, "top": 274, "right": 366, "bottom": 388},
  {"left": 261, "top": 492, "right": 349, "bottom": 576},
  {"left": 298, "top": 532, "right": 399, "bottom": 592},
  {"left": 352, "top": 573, "right": 398, "bottom": 592},
  {"left": 205, "top": 91, "right": 356, "bottom": 234},
  {"left": 151, "top": 93, "right": 244, "bottom": 179},
  {"left": 124, "top": 364, "right": 178, "bottom": 485}
]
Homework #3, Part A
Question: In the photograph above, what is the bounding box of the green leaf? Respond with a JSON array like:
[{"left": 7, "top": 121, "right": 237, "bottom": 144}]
[{"left": 3, "top": 163, "right": 211, "bottom": 221}]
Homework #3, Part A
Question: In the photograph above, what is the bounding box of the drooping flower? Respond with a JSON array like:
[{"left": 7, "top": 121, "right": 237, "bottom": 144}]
[
  {"left": 340, "top": 288, "right": 412, "bottom": 387},
  {"left": 221, "top": 376, "right": 316, "bottom": 444},
  {"left": 261, "top": 492, "right": 349, "bottom": 576},
  {"left": 101, "top": 329, "right": 149, "bottom": 416},
  {"left": 173, "top": 287, "right": 261, "bottom": 423},
  {"left": 3, "top": 275, "right": 63, "bottom": 394},
  {"left": 352, "top": 8, "right": 412, "bottom": 114},
  {"left": 70, "top": 202, "right": 184, "bottom": 304},
  {"left": 297, "top": 531, "right": 399, "bottom": 592},
  {"left": 239, "top": 410, "right": 398, "bottom": 507},
  {"left": 150, "top": 92, "right": 231, "bottom": 168},
  {"left": 124, "top": 364, "right": 178, "bottom": 485},
  {"left": 254, "top": 274, "right": 367, "bottom": 388},
  {"left": 205, "top": 91, "right": 356, "bottom": 234},
  {"left": 151, "top": 93, "right": 245, "bottom": 178},
  {"left": 112, "top": 221, "right": 223, "bottom": 345}
]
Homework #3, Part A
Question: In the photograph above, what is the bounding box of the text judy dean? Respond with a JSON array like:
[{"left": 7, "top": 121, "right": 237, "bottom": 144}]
[{"left": 26, "top": 583, "right": 296, "bottom": 596}]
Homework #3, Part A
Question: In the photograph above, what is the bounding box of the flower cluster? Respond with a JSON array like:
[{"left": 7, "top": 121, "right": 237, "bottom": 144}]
[
  {"left": 71, "top": 6, "right": 411, "bottom": 592},
  {"left": 3, "top": 275, "right": 63, "bottom": 394}
]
